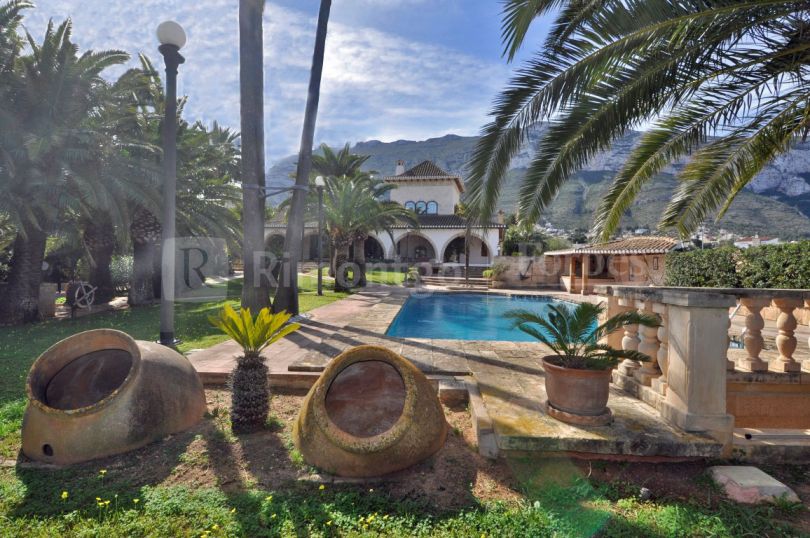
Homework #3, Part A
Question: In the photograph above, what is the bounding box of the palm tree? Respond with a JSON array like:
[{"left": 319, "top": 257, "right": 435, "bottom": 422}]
[
  {"left": 0, "top": 19, "right": 128, "bottom": 324},
  {"left": 311, "top": 143, "right": 373, "bottom": 179},
  {"left": 322, "top": 176, "right": 417, "bottom": 292},
  {"left": 274, "top": 0, "right": 332, "bottom": 315},
  {"left": 239, "top": 0, "right": 271, "bottom": 313},
  {"left": 468, "top": 0, "right": 810, "bottom": 240}
]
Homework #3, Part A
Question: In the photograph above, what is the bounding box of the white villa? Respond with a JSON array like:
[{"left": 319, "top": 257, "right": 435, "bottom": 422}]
[{"left": 265, "top": 160, "right": 505, "bottom": 271}]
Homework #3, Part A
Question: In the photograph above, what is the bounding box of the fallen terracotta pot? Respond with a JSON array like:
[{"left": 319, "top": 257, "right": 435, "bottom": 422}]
[
  {"left": 22, "top": 329, "right": 206, "bottom": 465},
  {"left": 294, "top": 345, "right": 447, "bottom": 477}
]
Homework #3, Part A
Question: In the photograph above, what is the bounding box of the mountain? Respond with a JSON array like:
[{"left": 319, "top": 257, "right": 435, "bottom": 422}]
[{"left": 267, "top": 130, "right": 810, "bottom": 238}]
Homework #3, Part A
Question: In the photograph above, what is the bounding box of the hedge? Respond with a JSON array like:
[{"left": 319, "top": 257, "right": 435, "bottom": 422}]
[{"left": 665, "top": 241, "right": 810, "bottom": 289}]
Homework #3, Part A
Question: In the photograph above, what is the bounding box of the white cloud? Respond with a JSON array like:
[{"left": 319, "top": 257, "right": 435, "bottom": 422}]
[{"left": 24, "top": 1, "right": 505, "bottom": 161}]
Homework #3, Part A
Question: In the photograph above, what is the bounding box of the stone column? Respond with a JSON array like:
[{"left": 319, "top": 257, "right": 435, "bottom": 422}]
[
  {"left": 581, "top": 255, "right": 590, "bottom": 296},
  {"left": 618, "top": 298, "right": 640, "bottom": 376},
  {"left": 568, "top": 256, "right": 576, "bottom": 294},
  {"left": 724, "top": 313, "right": 734, "bottom": 372},
  {"left": 660, "top": 290, "right": 735, "bottom": 447},
  {"left": 772, "top": 297, "right": 802, "bottom": 373},
  {"left": 635, "top": 301, "right": 661, "bottom": 386},
  {"left": 651, "top": 303, "right": 668, "bottom": 395},
  {"left": 738, "top": 297, "right": 770, "bottom": 372},
  {"left": 805, "top": 299, "right": 810, "bottom": 372}
]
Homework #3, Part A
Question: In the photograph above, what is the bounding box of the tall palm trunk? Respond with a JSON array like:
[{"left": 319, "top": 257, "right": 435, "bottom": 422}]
[
  {"left": 239, "top": 0, "right": 272, "bottom": 312},
  {"left": 129, "top": 206, "right": 161, "bottom": 306},
  {"left": 82, "top": 217, "right": 116, "bottom": 303},
  {"left": 333, "top": 236, "right": 351, "bottom": 293},
  {"left": 0, "top": 225, "right": 47, "bottom": 324},
  {"left": 353, "top": 235, "right": 367, "bottom": 287},
  {"left": 274, "top": 0, "right": 332, "bottom": 315}
]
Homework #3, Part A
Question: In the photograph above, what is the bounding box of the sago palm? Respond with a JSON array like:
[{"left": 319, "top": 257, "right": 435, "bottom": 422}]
[
  {"left": 209, "top": 304, "right": 300, "bottom": 433},
  {"left": 506, "top": 302, "right": 659, "bottom": 370},
  {"left": 468, "top": 0, "right": 810, "bottom": 240}
]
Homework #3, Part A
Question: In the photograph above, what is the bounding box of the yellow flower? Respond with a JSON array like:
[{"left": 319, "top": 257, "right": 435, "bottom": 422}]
[
  {"left": 96, "top": 497, "right": 102, "bottom": 501},
  {"left": 230, "top": 508, "right": 237, "bottom": 514},
  {"left": 104, "top": 500, "right": 111, "bottom": 506},
  {"left": 271, "top": 513, "right": 277, "bottom": 519},
  {"left": 318, "top": 484, "right": 325, "bottom": 491},
  {"left": 212, "top": 524, "right": 219, "bottom": 530},
  {"left": 326, "top": 520, "right": 332, "bottom": 526},
  {"left": 60, "top": 491, "right": 68, "bottom": 500},
  {"left": 99, "top": 469, "right": 107, "bottom": 476},
  {"left": 133, "top": 498, "right": 140, "bottom": 504},
  {"left": 265, "top": 495, "right": 273, "bottom": 502}
]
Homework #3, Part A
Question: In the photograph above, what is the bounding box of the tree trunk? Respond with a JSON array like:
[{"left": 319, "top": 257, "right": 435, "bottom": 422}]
[
  {"left": 333, "top": 240, "right": 352, "bottom": 293},
  {"left": 230, "top": 354, "right": 269, "bottom": 433},
  {"left": 83, "top": 217, "right": 116, "bottom": 304},
  {"left": 152, "top": 241, "right": 163, "bottom": 300},
  {"left": 239, "top": 0, "right": 272, "bottom": 313},
  {"left": 129, "top": 240, "right": 155, "bottom": 306},
  {"left": 353, "top": 236, "right": 367, "bottom": 287},
  {"left": 274, "top": 0, "right": 332, "bottom": 315},
  {"left": 129, "top": 206, "right": 161, "bottom": 306},
  {"left": 0, "top": 226, "right": 47, "bottom": 324}
]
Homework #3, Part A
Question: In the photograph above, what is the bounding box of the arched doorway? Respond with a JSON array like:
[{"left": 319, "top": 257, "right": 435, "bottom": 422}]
[
  {"left": 395, "top": 234, "right": 436, "bottom": 262},
  {"left": 349, "top": 236, "right": 385, "bottom": 262},
  {"left": 442, "top": 235, "right": 489, "bottom": 264}
]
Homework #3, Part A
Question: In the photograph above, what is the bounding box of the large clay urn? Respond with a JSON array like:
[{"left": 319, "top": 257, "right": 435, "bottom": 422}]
[
  {"left": 294, "top": 345, "right": 447, "bottom": 477},
  {"left": 22, "top": 329, "right": 206, "bottom": 465},
  {"left": 542, "top": 356, "right": 613, "bottom": 426}
]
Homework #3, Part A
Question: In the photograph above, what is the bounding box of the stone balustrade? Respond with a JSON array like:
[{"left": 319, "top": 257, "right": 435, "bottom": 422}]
[
  {"left": 596, "top": 286, "right": 810, "bottom": 447},
  {"left": 596, "top": 285, "right": 738, "bottom": 446}
]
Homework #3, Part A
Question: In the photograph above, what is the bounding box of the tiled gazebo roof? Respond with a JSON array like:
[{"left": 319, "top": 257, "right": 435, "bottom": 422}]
[{"left": 545, "top": 236, "right": 681, "bottom": 256}]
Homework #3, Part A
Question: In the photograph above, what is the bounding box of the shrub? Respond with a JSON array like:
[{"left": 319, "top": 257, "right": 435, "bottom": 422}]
[
  {"left": 110, "top": 255, "right": 133, "bottom": 291},
  {"left": 738, "top": 242, "right": 810, "bottom": 289},
  {"left": 665, "top": 241, "right": 810, "bottom": 289},
  {"left": 664, "top": 247, "right": 740, "bottom": 288}
]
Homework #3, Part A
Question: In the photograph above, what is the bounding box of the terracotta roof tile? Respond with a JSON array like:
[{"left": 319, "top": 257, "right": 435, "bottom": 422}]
[{"left": 545, "top": 236, "right": 680, "bottom": 255}]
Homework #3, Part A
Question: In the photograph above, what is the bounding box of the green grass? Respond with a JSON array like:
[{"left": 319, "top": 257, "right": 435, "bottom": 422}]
[
  {"left": 0, "top": 277, "right": 346, "bottom": 406},
  {"left": 0, "top": 456, "right": 804, "bottom": 537},
  {"left": 0, "top": 275, "right": 348, "bottom": 458},
  {"left": 364, "top": 269, "right": 406, "bottom": 286}
]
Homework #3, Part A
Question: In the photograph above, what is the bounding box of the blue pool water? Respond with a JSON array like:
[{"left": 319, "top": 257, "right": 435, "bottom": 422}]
[{"left": 386, "top": 293, "right": 578, "bottom": 342}]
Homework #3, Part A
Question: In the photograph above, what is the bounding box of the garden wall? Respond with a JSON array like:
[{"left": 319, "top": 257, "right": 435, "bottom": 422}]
[{"left": 490, "top": 256, "right": 562, "bottom": 288}]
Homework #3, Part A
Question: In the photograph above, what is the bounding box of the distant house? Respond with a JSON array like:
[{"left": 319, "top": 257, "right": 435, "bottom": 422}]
[
  {"left": 734, "top": 235, "right": 781, "bottom": 249},
  {"left": 544, "top": 236, "right": 681, "bottom": 294},
  {"left": 264, "top": 160, "right": 505, "bottom": 269}
]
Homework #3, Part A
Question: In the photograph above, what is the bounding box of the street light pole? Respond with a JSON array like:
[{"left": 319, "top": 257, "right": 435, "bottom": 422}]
[
  {"left": 156, "top": 21, "right": 186, "bottom": 347},
  {"left": 315, "top": 176, "right": 325, "bottom": 296}
]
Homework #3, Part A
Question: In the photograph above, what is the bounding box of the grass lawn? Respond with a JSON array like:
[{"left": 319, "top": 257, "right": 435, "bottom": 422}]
[
  {"left": 0, "top": 276, "right": 348, "bottom": 458},
  {"left": 364, "top": 268, "right": 406, "bottom": 286},
  {"left": 0, "top": 390, "right": 807, "bottom": 537}
]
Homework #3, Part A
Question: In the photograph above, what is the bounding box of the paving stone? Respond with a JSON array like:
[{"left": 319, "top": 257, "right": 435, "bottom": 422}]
[{"left": 710, "top": 466, "right": 800, "bottom": 504}]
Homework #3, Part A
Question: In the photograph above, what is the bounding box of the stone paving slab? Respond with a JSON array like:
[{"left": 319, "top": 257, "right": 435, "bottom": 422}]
[{"left": 710, "top": 466, "right": 800, "bottom": 504}]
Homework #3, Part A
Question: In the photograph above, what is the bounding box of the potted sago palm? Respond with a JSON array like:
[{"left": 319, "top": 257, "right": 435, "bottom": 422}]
[
  {"left": 506, "top": 302, "right": 658, "bottom": 425},
  {"left": 209, "top": 305, "right": 300, "bottom": 433}
]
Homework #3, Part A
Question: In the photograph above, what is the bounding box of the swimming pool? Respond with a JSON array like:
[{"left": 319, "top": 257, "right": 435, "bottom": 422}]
[{"left": 385, "top": 293, "right": 578, "bottom": 342}]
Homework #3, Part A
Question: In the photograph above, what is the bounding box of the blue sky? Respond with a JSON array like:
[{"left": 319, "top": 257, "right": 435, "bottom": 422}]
[{"left": 25, "top": 1, "right": 551, "bottom": 162}]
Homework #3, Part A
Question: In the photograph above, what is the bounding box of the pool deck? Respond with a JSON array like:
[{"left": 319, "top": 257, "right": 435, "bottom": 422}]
[{"left": 188, "top": 284, "right": 809, "bottom": 461}]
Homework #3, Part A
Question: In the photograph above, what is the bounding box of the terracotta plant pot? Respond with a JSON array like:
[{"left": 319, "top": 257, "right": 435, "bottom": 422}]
[
  {"left": 294, "top": 345, "right": 447, "bottom": 477},
  {"left": 22, "top": 329, "right": 206, "bottom": 465},
  {"left": 542, "top": 356, "right": 613, "bottom": 426}
]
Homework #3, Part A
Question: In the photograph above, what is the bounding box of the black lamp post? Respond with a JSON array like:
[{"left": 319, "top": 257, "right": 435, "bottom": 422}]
[
  {"left": 156, "top": 21, "right": 186, "bottom": 347},
  {"left": 315, "top": 176, "right": 325, "bottom": 296}
]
